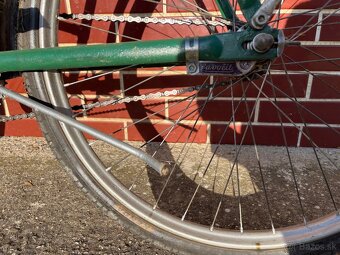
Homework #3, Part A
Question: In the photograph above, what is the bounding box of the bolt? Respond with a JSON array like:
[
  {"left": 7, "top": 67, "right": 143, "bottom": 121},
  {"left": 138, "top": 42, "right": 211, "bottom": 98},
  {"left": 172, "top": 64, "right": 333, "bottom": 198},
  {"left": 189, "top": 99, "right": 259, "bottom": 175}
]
[
  {"left": 188, "top": 63, "right": 197, "bottom": 73},
  {"left": 238, "top": 61, "right": 251, "bottom": 71},
  {"left": 256, "top": 15, "right": 268, "bottom": 25},
  {"left": 251, "top": 33, "right": 275, "bottom": 53}
]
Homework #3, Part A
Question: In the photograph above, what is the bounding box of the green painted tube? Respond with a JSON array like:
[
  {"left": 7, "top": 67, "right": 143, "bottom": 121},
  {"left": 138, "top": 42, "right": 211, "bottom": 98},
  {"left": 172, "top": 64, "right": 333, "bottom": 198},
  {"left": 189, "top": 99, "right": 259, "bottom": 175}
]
[
  {"left": 214, "top": 0, "right": 239, "bottom": 20},
  {"left": 0, "top": 28, "right": 279, "bottom": 73},
  {"left": 237, "top": 0, "right": 262, "bottom": 22},
  {"left": 0, "top": 38, "right": 186, "bottom": 72}
]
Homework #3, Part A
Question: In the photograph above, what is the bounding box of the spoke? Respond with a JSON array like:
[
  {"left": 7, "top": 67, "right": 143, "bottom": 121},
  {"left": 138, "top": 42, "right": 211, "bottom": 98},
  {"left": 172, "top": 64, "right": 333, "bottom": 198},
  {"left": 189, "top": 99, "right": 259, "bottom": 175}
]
[
  {"left": 107, "top": 79, "right": 243, "bottom": 175},
  {"left": 128, "top": 78, "right": 209, "bottom": 190},
  {"left": 270, "top": 70, "right": 340, "bottom": 76},
  {"left": 249, "top": 74, "right": 340, "bottom": 171},
  {"left": 268, "top": 2, "right": 340, "bottom": 25},
  {"left": 143, "top": 0, "right": 225, "bottom": 20},
  {"left": 274, "top": 0, "right": 283, "bottom": 29},
  {"left": 290, "top": 5, "right": 340, "bottom": 41},
  {"left": 178, "top": 0, "right": 216, "bottom": 35},
  {"left": 210, "top": 64, "right": 274, "bottom": 232},
  {"left": 153, "top": 81, "right": 220, "bottom": 210},
  {"left": 91, "top": 92, "right": 198, "bottom": 149},
  {"left": 279, "top": 57, "right": 340, "bottom": 131},
  {"left": 277, "top": 54, "right": 340, "bottom": 97},
  {"left": 73, "top": 66, "right": 177, "bottom": 117},
  {"left": 268, "top": 71, "right": 307, "bottom": 225},
  {"left": 256, "top": 71, "right": 340, "bottom": 137},
  {"left": 64, "top": 65, "right": 136, "bottom": 88},
  {"left": 279, "top": 58, "right": 338, "bottom": 212},
  {"left": 181, "top": 80, "right": 252, "bottom": 222},
  {"left": 299, "top": 45, "right": 340, "bottom": 70},
  {"left": 153, "top": 75, "right": 254, "bottom": 211},
  {"left": 288, "top": 0, "right": 333, "bottom": 40},
  {"left": 181, "top": 0, "right": 216, "bottom": 17},
  {"left": 282, "top": 21, "right": 340, "bottom": 32},
  {"left": 231, "top": 86, "right": 243, "bottom": 232},
  {"left": 276, "top": 57, "right": 340, "bottom": 66},
  {"left": 241, "top": 80, "right": 276, "bottom": 234},
  {"left": 112, "top": 76, "right": 249, "bottom": 193},
  {"left": 232, "top": 0, "right": 238, "bottom": 32}
]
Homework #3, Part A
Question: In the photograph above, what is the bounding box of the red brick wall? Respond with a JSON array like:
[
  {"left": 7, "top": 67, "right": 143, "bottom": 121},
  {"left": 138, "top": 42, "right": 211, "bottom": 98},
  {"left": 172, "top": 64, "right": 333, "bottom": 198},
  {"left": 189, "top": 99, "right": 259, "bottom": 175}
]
[{"left": 3, "top": 0, "right": 340, "bottom": 148}]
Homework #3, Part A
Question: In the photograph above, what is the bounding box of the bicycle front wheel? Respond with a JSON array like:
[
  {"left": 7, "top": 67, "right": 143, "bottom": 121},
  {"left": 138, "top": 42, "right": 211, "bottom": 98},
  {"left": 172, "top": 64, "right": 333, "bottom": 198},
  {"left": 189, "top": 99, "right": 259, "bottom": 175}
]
[{"left": 17, "top": 0, "right": 340, "bottom": 254}]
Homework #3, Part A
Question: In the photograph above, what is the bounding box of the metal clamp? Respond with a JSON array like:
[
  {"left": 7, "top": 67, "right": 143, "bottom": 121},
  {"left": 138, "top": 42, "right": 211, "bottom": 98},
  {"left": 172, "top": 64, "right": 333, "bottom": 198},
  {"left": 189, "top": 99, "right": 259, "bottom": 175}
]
[{"left": 185, "top": 37, "right": 199, "bottom": 74}]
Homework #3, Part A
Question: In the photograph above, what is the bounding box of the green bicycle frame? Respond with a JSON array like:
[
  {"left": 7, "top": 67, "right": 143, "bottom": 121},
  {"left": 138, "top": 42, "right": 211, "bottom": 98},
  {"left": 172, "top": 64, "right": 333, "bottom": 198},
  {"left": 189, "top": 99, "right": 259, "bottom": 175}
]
[{"left": 0, "top": 0, "right": 278, "bottom": 73}]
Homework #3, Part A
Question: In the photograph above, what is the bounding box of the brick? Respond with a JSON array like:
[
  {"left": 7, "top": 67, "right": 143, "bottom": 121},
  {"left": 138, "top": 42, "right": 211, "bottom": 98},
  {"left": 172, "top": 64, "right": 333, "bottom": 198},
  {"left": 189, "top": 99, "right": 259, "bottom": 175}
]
[
  {"left": 63, "top": 72, "right": 121, "bottom": 96},
  {"left": 168, "top": 99, "right": 255, "bottom": 122},
  {"left": 6, "top": 96, "right": 82, "bottom": 118},
  {"left": 167, "top": 0, "right": 219, "bottom": 12},
  {"left": 59, "top": 1, "right": 67, "bottom": 13},
  {"left": 278, "top": 46, "right": 340, "bottom": 72},
  {"left": 210, "top": 124, "right": 299, "bottom": 146},
  {"left": 5, "top": 77, "right": 25, "bottom": 93},
  {"left": 79, "top": 120, "right": 125, "bottom": 140},
  {"left": 276, "top": 13, "right": 318, "bottom": 41},
  {"left": 214, "top": 74, "right": 308, "bottom": 98},
  {"left": 59, "top": 20, "right": 117, "bottom": 44},
  {"left": 85, "top": 98, "right": 166, "bottom": 120},
  {"left": 68, "top": 0, "right": 163, "bottom": 14},
  {"left": 300, "top": 127, "right": 340, "bottom": 148},
  {"left": 320, "top": 14, "right": 340, "bottom": 41},
  {"left": 281, "top": 0, "right": 339, "bottom": 9},
  {"left": 258, "top": 101, "right": 340, "bottom": 124},
  {"left": 232, "top": 0, "right": 338, "bottom": 10},
  {"left": 118, "top": 20, "right": 210, "bottom": 42},
  {"left": 3, "top": 119, "right": 42, "bottom": 137},
  {"left": 212, "top": 0, "right": 337, "bottom": 11},
  {"left": 68, "top": 97, "right": 84, "bottom": 116},
  {"left": 6, "top": 99, "right": 31, "bottom": 116},
  {"left": 127, "top": 121, "right": 207, "bottom": 143},
  {"left": 123, "top": 73, "right": 210, "bottom": 97},
  {"left": 0, "top": 102, "right": 5, "bottom": 116},
  {"left": 310, "top": 75, "right": 340, "bottom": 99}
]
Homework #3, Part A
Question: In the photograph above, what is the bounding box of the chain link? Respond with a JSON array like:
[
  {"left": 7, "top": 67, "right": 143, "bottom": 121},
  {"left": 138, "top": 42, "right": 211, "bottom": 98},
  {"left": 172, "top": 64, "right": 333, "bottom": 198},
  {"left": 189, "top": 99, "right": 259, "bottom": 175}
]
[
  {"left": 70, "top": 13, "right": 230, "bottom": 27},
  {"left": 83, "top": 83, "right": 214, "bottom": 110},
  {"left": 0, "top": 112, "right": 36, "bottom": 122}
]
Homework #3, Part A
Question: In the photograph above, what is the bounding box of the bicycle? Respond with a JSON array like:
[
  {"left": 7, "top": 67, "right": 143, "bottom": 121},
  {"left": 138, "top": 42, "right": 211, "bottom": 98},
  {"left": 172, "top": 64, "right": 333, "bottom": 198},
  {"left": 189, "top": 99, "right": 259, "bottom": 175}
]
[{"left": 0, "top": 0, "right": 339, "bottom": 254}]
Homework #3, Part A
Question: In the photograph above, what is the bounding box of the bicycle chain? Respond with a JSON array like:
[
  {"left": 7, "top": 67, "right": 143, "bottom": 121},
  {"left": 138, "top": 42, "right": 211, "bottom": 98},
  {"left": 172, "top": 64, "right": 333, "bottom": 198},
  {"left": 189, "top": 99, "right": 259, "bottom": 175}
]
[
  {"left": 0, "top": 112, "right": 36, "bottom": 122},
  {"left": 83, "top": 83, "right": 215, "bottom": 110},
  {"left": 0, "top": 82, "right": 220, "bottom": 121},
  {"left": 65, "top": 13, "right": 230, "bottom": 27}
]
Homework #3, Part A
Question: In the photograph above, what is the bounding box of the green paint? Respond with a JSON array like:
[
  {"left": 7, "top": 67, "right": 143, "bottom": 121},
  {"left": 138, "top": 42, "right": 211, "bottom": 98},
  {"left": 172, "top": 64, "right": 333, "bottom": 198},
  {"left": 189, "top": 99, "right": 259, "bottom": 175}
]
[
  {"left": 214, "top": 0, "right": 238, "bottom": 21},
  {"left": 0, "top": 39, "right": 186, "bottom": 72},
  {"left": 0, "top": 27, "right": 279, "bottom": 73},
  {"left": 237, "top": 0, "right": 262, "bottom": 22}
]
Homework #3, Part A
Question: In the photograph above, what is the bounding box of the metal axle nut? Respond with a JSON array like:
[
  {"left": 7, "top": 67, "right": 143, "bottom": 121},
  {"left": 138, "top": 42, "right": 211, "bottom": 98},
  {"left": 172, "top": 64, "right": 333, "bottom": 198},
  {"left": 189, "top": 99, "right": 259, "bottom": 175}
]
[{"left": 251, "top": 33, "right": 275, "bottom": 53}]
